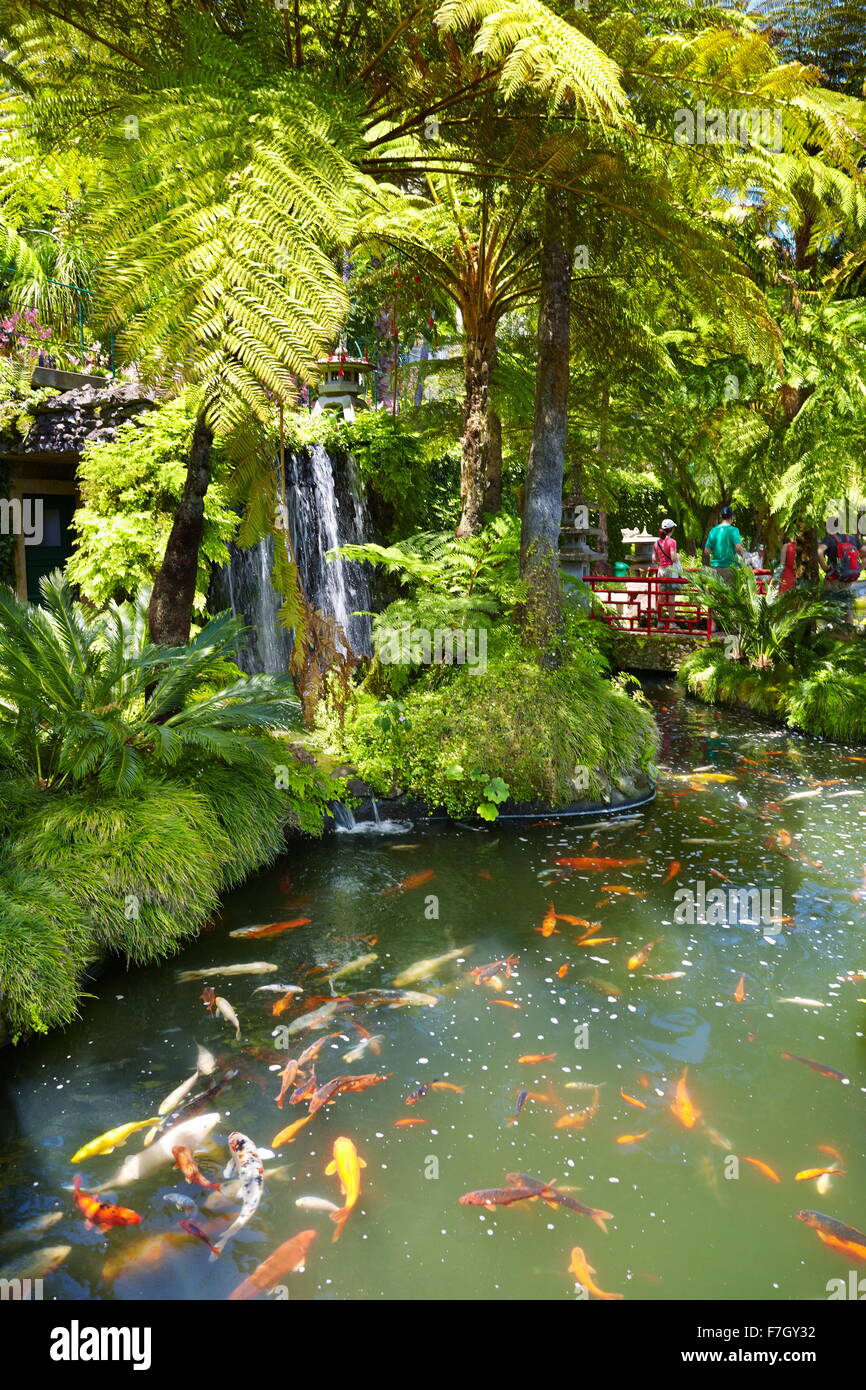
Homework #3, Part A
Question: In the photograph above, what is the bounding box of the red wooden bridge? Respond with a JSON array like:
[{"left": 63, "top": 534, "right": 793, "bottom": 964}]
[{"left": 583, "top": 572, "right": 770, "bottom": 637}]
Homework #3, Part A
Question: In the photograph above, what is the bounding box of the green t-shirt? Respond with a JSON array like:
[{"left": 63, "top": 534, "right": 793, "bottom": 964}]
[{"left": 705, "top": 523, "right": 741, "bottom": 568}]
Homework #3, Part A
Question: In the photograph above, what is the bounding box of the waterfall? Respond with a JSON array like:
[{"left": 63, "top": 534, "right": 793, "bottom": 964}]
[
  {"left": 285, "top": 443, "right": 372, "bottom": 656},
  {"left": 212, "top": 533, "right": 291, "bottom": 675},
  {"left": 215, "top": 443, "right": 372, "bottom": 672}
]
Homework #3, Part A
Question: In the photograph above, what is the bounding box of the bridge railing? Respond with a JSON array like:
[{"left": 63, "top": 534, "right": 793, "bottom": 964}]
[{"left": 583, "top": 572, "right": 770, "bottom": 636}]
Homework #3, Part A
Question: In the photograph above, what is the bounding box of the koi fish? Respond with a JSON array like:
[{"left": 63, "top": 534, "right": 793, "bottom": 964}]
[
  {"left": 555, "top": 1086, "right": 600, "bottom": 1131},
  {"left": 778, "top": 997, "right": 828, "bottom": 1008},
  {"left": 664, "top": 861, "right": 682, "bottom": 883},
  {"left": 228, "top": 1230, "right": 317, "bottom": 1299},
  {"left": 568, "top": 1246, "right": 623, "bottom": 1300},
  {"left": 145, "top": 1069, "right": 239, "bottom": 1146},
  {"left": 600, "top": 885, "right": 645, "bottom": 897},
  {"left": 229, "top": 919, "right": 311, "bottom": 939},
  {"left": 0, "top": 1212, "right": 64, "bottom": 1251},
  {"left": 326, "top": 1136, "right": 366, "bottom": 1242},
  {"left": 742, "top": 1157, "right": 781, "bottom": 1183},
  {"left": 620, "top": 1090, "right": 647, "bottom": 1109},
  {"left": 782, "top": 1052, "right": 849, "bottom": 1082},
  {"left": 734, "top": 975, "right": 746, "bottom": 1003},
  {"left": 627, "top": 939, "right": 660, "bottom": 970},
  {"left": 459, "top": 1185, "right": 541, "bottom": 1209},
  {"left": 158, "top": 1071, "right": 203, "bottom": 1117},
  {"left": 342, "top": 988, "right": 438, "bottom": 1009},
  {"left": 491, "top": 999, "right": 522, "bottom": 1008},
  {"left": 210, "top": 1132, "right": 265, "bottom": 1258},
  {"left": 555, "top": 914, "right": 588, "bottom": 926},
  {"left": 709, "top": 868, "right": 731, "bottom": 882},
  {"left": 795, "top": 1168, "right": 845, "bottom": 1182},
  {"left": 70, "top": 1117, "right": 161, "bottom": 1164},
  {"left": 818, "top": 1145, "right": 845, "bottom": 1164},
  {"left": 177, "top": 963, "right": 278, "bottom": 981},
  {"left": 507, "top": 1089, "right": 530, "bottom": 1126},
  {"left": 101, "top": 1232, "right": 193, "bottom": 1283},
  {"left": 392, "top": 947, "right": 472, "bottom": 987},
  {"left": 670, "top": 1070, "right": 700, "bottom": 1129},
  {"left": 172, "top": 1145, "right": 222, "bottom": 1191},
  {"left": 284, "top": 999, "right": 353, "bottom": 1036},
  {"left": 469, "top": 956, "right": 519, "bottom": 984},
  {"left": 394, "top": 1117, "right": 427, "bottom": 1127},
  {"left": 539, "top": 903, "right": 558, "bottom": 937},
  {"left": 72, "top": 1176, "right": 142, "bottom": 1231},
  {"left": 0, "top": 1246, "right": 71, "bottom": 1283},
  {"left": 578, "top": 937, "right": 618, "bottom": 946},
  {"left": 381, "top": 870, "right": 436, "bottom": 894},
  {"left": 647, "top": 971, "right": 686, "bottom": 980},
  {"left": 200, "top": 986, "right": 216, "bottom": 1012},
  {"left": 178, "top": 1220, "right": 222, "bottom": 1257},
  {"left": 617, "top": 1131, "right": 650, "bottom": 1145},
  {"left": 557, "top": 964, "right": 570, "bottom": 978},
  {"left": 519, "top": 1054, "right": 556, "bottom": 1064},
  {"left": 214, "top": 996, "right": 241, "bottom": 1039},
  {"left": 95, "top": 1113, "right": 222, "bottom": 1191},
  {"left": 505, "top": 1174, "right": 613, "bottom": 1233},
  {"left": 295, "top": 1196, "right": 339, "bottom": 1213},
  {"left": 584, "top": 977, "right": 622, "bottom": 997},
  {"left": 796, "top": 1211, "right": 866, "bottom": 1262},
  {"left": 343, "top": 1032, "right": 384, "bottom": 1064},
  {"left": 327, "top": 953, "right": 378, "bottom": 984},
  {"left": 308, "top": 1073, "right": 391, "bottom": 1114},
  {"left": 272, "top": 1114, "right": 314, "bottom": 1147},
  {"left": 555, "top": 857, "right": 646, "bottom": 870}
]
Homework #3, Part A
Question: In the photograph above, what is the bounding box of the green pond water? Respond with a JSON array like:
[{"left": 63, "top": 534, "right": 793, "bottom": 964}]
[{"left": 1, "top": 680, "right": 864, "bottom": 1302}]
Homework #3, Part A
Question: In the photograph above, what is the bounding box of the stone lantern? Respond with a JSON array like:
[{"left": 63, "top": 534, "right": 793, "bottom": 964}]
[
  {"left": 559, "top": 496, "right": 608, "bottom": 581},
  {"left": 312, "top": 352, "right": 375, "bottom": 421},
  {"left": 621, "top": 526, "right": 657, "bottom": 576}
]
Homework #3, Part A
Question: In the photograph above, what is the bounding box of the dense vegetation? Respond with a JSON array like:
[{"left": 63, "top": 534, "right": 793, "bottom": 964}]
[{"left": 0, "top": 1, "right": 865, "bottom": 1033}]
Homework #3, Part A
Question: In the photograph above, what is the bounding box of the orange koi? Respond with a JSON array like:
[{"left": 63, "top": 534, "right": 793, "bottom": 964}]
[
  {"left": 795, "top": 1168, "right": 845, "bottom": 1182},
  {"left": 557, "top": 964, "right": 570, "bottom": 979},
  {"left": 627, "top": 938, "right": 660, "bottom": 970},
  {"left": 555, "top": 857, "right": 646, "bottom": 870},
  {"left": 620, "top": 1090, "right": 647, "bottom": 1108},
  {"left": 568, "top": 1247, "right": 623, "bottom": 1300},
  {"left": 228, "top": 1230, "right": 317, "bottom": 1298},
  {"left": 519, "top": 1054, "right": 556, "bottom": 1064},
  {"left": 73, "top": 1176, "right": 141, "bottom": 1231},
  {"left": 491, "top": 999, "right": 522, "bottom": 1009},
  {"left": 664, "top": 861, "right": 682, "bottom": 882},
  {"left": 172, "top": 1146, "right": 221, "bottom": 1192},
  {"left": 734, "top": 975, "right": 746, "bottom": 1003},
  {"left": 617, "top": 1131, "right": 650, "bottom": 1144},
  {"left": 670, "top": 1070, "right": 700, "bottom": 1129},
  {"left": 394, "top": 1117, "right": 428, "bottom": 1127},
  {"left": 600, "top": 885, "right": 645, "bottom": 897},
  {"left": 382, "top": 870, "right": 436, "bottom": 894},
  {"left": 272, "top": 1114, "right": 314, "bottom": 1147},
  {"left": 539, "top": 903, "right": 558, "bottom": 937},
  {"left": 743, "top": 1157, "right": 781, "bottom": 1183}
]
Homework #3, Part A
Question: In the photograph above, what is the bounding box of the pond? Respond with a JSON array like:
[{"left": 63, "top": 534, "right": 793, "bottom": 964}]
[{"left": 1, "top": 680, "right": 864, "bottom": 1301}]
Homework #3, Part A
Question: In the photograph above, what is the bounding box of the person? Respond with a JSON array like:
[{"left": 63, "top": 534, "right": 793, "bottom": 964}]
[
  {"left": 651, "top": 518, "right": 681, "bottom": 625},
  {"left": 703, "top": 505, "right": 746, "bottom": 583},
  {"left": 778, "top": 536, "right": 797, "bottom": 593}
]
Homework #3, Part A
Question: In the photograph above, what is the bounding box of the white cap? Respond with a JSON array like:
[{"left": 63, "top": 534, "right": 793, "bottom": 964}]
[{"left": 661, "top": 518, "right": 676, "bottom": 529}]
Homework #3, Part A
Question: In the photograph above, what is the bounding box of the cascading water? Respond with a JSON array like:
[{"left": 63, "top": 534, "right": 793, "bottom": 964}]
[
  {"left": 215, "top": 444, "right": 373, "bottom": 672},
  {"left": 212, "top": 533, "right": 291, "bottom": 675},
  {"left": 285, "top": 443, "right": 372, "bottom": 656}
]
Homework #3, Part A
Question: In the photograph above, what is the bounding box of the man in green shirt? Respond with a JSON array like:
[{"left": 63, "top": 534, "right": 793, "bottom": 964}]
[{"left": 703, "top": 505, "right": 746, "bottom": 584}]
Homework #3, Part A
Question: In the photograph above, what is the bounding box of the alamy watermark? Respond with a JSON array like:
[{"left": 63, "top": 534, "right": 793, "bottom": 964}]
[
  {"left": 0, "top": 497, "right": 43, "bottom": 545},
  {"left": 674, "top": 101, "right": 783, "bottom": 153},
  {"left": 375, "top": 625, "right": 487, "bottom": 674},
  {"left": 825, "top": 499, "right": 866, "bottom": 536},
  {"left": 674, "top": 881, "right": 782, "bottom": 926}
]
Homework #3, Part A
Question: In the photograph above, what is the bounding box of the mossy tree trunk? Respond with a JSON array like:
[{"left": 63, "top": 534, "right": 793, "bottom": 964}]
[
  {"left": 520, "top": 187, "right": 573, "bottom": 662},
  {"left": 457, "top": 305, "right": 502, "bottom": 535},
  {"left": 147, "top": 413, "right": 213, "bottom": 646}
]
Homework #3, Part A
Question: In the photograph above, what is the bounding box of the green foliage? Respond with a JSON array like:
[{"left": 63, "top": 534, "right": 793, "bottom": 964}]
[
  {"left": 335, "top": 628, "right": 657, "bottom": 817},
  {"left": 684, "top": 567, "right": 841, "bottom": 669},
  {"left": 678, "top": 639, "right": 866, "bottom": 743},
  {"left": 0, "top": 576, "right": 341, "bottom": 1038},
  {"left": 67, "top": 395, "right": 238, "bottom": 610}
]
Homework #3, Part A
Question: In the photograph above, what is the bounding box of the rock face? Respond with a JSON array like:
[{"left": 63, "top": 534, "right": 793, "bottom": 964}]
[{"left": 8, "top": 382, "right": 158, "bottom": 456}]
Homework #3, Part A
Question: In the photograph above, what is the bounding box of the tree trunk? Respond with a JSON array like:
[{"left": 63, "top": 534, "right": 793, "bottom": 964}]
[
  {"left": 520, "top": 188, "right": 573, "bottom": 661},
  {"left": 147, "top": 412, "right": 213, "bottom": 646},
  {"left": 457, "top": 309, "right": 498, "bottom": 535}
]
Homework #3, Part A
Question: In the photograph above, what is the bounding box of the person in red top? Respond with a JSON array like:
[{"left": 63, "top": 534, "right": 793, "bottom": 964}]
[
  {"left": 778, "top": 537, "right": 797, "bottom": 593},
  {"left": 652, "top": 518, "right": 680, "bottom": 624}
]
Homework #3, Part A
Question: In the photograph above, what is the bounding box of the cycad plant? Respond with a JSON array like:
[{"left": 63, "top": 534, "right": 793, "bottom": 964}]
[
  {"left": 0, "top": 572, "right": 301, "bottom": 793},
  {"left": 0, "top": 574, "right": 338, "bottom": 1038},
  {"left": 685, "top": 565, "right": 841, "bottom": 669}
]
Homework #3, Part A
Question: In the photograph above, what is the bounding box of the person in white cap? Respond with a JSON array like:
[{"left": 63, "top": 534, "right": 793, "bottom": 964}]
[{"left": 652, "top": 519, "right": 682, "bottom": 625}]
